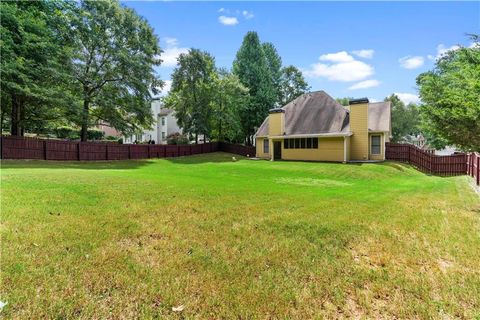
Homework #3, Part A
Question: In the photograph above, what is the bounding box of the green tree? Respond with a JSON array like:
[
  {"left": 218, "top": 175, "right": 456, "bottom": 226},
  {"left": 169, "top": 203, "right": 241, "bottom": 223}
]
[
  {"left": 211, "top": 69, "right": 249, "bottom": 142},
  {"left": 262, "top": 42, "right": 282, "bottom": 105},
  {"left": 417, "top": 35, "right": 480, "bottom": 150},
  {"left": 165, "top": 49, "right": 217, "bottom": 143},
  {"left": 335, "top": 97, "right": 354, "bottom": 106},
  {"left": 70, "top": 0, "right": 162, "bottom": 141},
  {"left": 279, "top": 66, "right": 310, "bottom": 106},
  {"left": 0, "top": 0, "right": 74, "bottom": 136},
  {"left": 233, "top": 32, "right": 276, "bottom": 145},
  {"left": 384, "top": 94, "right": 420, "bottom": 143}
]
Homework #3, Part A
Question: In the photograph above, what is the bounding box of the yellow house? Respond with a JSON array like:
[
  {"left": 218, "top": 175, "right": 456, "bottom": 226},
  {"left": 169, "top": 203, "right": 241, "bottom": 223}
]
[{"left": 255, "top": 91, "right": 391, "bottom": 162}]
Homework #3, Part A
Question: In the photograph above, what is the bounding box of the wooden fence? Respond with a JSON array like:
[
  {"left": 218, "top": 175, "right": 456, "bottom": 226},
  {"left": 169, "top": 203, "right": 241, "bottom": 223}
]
[
  {"left": 0, "top": 136, "right": 256, "bottom": 161},
  {"left": 385, "top": 143, "right": 478, "bottom": 183},
  {"left": 467, "top": 152, "right": 480, "bottom": 186}
]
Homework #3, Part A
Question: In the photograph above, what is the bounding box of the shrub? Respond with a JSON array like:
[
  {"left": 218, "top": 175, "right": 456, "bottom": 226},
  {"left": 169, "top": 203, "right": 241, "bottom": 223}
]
[
  {"left": 167, "top": 132, "right": 189, "bottom": 145},
  {"left": 55, "top": 127, "right": 79, "bottom": 140},
  {"left": 87, "top": 130, "right": 105, "bottom": 140}
]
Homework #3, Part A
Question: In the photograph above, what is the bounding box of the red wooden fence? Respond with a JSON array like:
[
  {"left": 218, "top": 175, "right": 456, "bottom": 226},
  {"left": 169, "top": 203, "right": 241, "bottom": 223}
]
[
  {"left": 386, "top": 143, "right": 479, "bottom": 185},
  {"left": 467, "top": 152, "right": 480, "bottom": 186},
  {"left": 0, "top": 136, "right": 255, "bottom": 161}
]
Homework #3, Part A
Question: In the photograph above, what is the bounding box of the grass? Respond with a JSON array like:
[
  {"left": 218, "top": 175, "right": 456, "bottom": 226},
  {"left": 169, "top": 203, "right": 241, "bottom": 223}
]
[{"left": 1, "top": 152, "right": 479, "bottom": 318}]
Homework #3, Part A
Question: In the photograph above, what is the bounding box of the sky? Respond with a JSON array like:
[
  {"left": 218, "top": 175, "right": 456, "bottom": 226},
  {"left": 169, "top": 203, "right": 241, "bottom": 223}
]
[{"left": 123, "top": 1, "right": 480, "bottom": 104}]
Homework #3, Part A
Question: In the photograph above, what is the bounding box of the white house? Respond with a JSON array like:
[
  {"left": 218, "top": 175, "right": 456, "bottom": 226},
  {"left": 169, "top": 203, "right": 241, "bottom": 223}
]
[{"left": 123, "top": 98, "right": 182, "bottom": 144}]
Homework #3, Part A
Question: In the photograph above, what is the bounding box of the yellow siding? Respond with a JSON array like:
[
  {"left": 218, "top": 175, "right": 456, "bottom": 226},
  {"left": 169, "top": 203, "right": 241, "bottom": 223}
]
[
  {"left": 369, "top": 133, "right": 384, "bottom": 161},
  {"left": 256, "top": 137, "right": 270, "bottom": 159},
  {"left": 350, "top": 103, "right": 369, "bottom": 160},
  {"left": 282, "top": 137, "right": 344, "bottom": 162},
  {"left": 345, "top": 136, "right": 351, "bottom": 161},
  {"left": 268, "top": 113, "right": 284, "bottom": 136}
]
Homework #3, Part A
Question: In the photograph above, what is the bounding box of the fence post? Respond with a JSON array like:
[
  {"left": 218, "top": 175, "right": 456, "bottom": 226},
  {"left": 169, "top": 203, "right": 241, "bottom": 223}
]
[
  {"left": 475, "top": 155, "right": 480, "bottom": 186},
  {"left": 106, "top": 143, "right": 109, "bottom": 161},
  {"left": 44, "top": 140, "right": 47, "bottom": 160},
  {"left": 128, "top": 144, "right": 131, "bottom": 159}
]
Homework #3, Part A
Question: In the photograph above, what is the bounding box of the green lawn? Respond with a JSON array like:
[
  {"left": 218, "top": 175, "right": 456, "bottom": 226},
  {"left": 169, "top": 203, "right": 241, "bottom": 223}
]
[{"left": 1, "top": 152, "right": 479, "bottom": 318}]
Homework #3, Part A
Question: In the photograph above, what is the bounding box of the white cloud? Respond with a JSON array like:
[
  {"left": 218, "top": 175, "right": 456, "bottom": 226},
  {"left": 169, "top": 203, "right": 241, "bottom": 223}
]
[
  {"left": 160, "top": 37, "right": 188, "bottom": 67},
  {"left": 348, "top": 79, "right": 380, "bottom": 90},
  {"left": 398, "top": 55, "right": 424, "bottom": 69},
  {"left": 304, "top": 51, "right": 374, "bottom": 82},
  {"left": 218, "top": 15, "right": 239, "bottom": 26},
  {"left": 428, "top": 44, "right": 461, "bottom": 60},
  {"left": 319, "top": 51, "right": 354, "bottom": 63},
  {"left": 218, "top": 8, "right": 226, "bottom": 13},
  {"left": 159, "top": 80, "right": 172, "bottom": 96},
  {"left": 352, "top": 49, "right": 374, "bottom": 59},
  {"left": 242, "top": 10, "right": 254, "bottom": 19},
  {"left": 394, "top": 92, "right": 420, "bottom": 105}
]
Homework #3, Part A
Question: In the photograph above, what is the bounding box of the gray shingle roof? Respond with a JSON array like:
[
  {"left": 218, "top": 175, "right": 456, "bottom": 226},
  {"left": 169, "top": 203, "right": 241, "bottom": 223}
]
[
  {"left": 255, "top": 91, "right": 391, "bottom": 137},
  {"left": 368, "top": 102, "right": 391, "bottom": 132}
]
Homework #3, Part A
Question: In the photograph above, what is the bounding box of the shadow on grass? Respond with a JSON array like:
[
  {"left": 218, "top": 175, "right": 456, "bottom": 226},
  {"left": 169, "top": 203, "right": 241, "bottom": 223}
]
[
  {"left": 0, "top": 159, "right": 156, "bottom": 170},
  {"left": 164, "top": 152, "right": 246, "bottom": 165}
]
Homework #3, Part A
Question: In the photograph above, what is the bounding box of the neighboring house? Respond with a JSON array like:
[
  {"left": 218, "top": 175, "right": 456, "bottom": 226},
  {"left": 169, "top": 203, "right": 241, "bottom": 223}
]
[
  {"left": 123, "top": 98, "right": 182, "bottom": 144},
  {"left": 95, "top": 121, "right": 122, "bottom": 138},
  {"left": 254, "top": 91, "right": 391, "bottom": 162}
]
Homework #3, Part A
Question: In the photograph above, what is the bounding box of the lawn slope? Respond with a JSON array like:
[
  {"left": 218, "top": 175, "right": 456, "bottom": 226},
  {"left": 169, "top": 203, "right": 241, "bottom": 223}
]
[{"left": 1, "top": 153, "right": 479, "bottom": 318}]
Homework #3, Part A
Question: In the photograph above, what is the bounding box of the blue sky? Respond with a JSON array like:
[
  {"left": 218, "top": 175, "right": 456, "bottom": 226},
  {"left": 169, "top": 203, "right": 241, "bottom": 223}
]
[{"left": 124, "top": 1, "right": 479, "bottom": 104}]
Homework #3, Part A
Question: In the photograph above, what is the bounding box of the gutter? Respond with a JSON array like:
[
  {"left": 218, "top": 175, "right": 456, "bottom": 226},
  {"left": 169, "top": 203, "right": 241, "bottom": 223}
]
[{"left": 269, "top": 132, "right": 353, "bottom": 139}]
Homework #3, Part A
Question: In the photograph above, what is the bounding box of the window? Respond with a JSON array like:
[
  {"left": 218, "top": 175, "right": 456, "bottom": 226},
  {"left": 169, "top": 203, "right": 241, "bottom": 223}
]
[
  {"left": 162, "top": 132, "right": 166, "bottom": 140},
  {"left": 161, "top": 117, "right": 166, "bottom": 126},
  {"left": 300, "top": 138, "right": 306, "bottom": 149},
  {"left": 371, "top": 135, "right": 381, "bottom": 154},
  {"left": 283, "top": 138, "right": 318, "bottom": 149},
  {"left": 263, "top": 139, "right": 269, "bottom": 154},
  {"left": 306, "top": 138, "right": 312, "bottom": 148}
]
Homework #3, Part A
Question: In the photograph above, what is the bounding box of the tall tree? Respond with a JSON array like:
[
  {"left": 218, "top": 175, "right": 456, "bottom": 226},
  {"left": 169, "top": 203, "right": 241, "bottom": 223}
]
[
  {"left": 233, "top": 32, "right": 276, "bottom": 145},
  {"left": 279, "top": 66, "right": 310, "bottom": 106},
  {"left": 211, "top": 69, "right": 249, "bottom": 142},
  {"left": 70, "top": 0, "right": 162, "bottom": 141},
  {"left": 262, "top": 42, "right": 282, "bottom": 106},
  {"left": 0, "top": 0, "right": 74, "bottom": 136},
  {"left": 384, "top": 94, "right": 420, "bottom": 143},
  {"left": 165, "top": 49, "right": 217, "bottom": 143},
  {"left": 416, "top": 34, "right": 480, "bottom": 151}
]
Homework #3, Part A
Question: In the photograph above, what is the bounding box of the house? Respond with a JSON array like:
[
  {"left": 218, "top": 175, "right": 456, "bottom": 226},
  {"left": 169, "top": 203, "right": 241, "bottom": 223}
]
[
  {"left": 254, "top": 91, "right": 391, "bottom": 162},
  {"left": 123, "top": 98, "right": 182, "bottom": 144}
]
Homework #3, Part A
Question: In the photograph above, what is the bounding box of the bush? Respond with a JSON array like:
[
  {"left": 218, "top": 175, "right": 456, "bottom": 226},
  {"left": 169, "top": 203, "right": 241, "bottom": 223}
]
[
  {"left": 86, "top": 129, "right": 105, "bottom": 141},
  {"left": 105, "top": 135, "right": 118, "bottom": 141},
  {"left": 55, "top": 127, "right": 79, "bottom": 140},
  {"left": 167, "top": 132, "right": 189, "bottom": 145}
]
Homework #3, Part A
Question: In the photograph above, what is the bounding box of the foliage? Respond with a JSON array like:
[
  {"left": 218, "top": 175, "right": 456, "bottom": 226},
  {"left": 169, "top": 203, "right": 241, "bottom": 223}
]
[
  {"left": 335, "top": 97, "right": 354, "bottom": 106},
  {"left": 0, "top": 0, "right": 75, "bottom": 136},
  {"left": 54, "top": 126, "right": 104, "bottom": 140},
  {"left": 165, "top": 49, "right": 217, "bottom": 143},
  {"left": 69, "top": 0, "right": 162, "bottom": 141},
  {"left": 233, "top": 32, "right": 277, "bottom": 145},
  {"left": 262, "top": 42, "right": 283, "bottom": 106},
  {"left": 384, "top": 94, "right": 421, "bottom": 143},
  {"left": 166, "top": 132, "right": 189, "bottom": 145},
  {"left": 210, "top": 69, "right": 249, "bottom": 143},
  {"left": 279, "top": 66, "right": 310, "bottom": 106},
  {"left": 416, "top": 34, "right": 480, "bottom": 151}
]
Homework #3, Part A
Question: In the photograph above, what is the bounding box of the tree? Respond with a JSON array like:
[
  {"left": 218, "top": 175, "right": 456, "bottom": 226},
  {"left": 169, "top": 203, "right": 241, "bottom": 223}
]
[
  {"left": 335, "top": 97, "right": 354, "bottom": 106},
  {"left": 262, "top": 42, "right": 282, "bottom": 105},
  {"left": 165, "top": 49, "right": 217, "bottom": 143},
  {"left": 279, "top": 66, "right": 310, "bottom": 106},
  {"left": 0, "top": 0, "right": 74, "bottom": 136},
  {"left": 211, "top": 69, "right": 249, "bottom": 142},
  {"left": 416, "top": 34, "right": 480, "bottom": 151},
  {"left": 233, "top": 32, "right": 277, "bottom": 145},
  {"left": 384, "top": 94, "right": 420, "bottom": 143},
  {"left": 70, "top": 0, "right": 162, "bottom": 141}
]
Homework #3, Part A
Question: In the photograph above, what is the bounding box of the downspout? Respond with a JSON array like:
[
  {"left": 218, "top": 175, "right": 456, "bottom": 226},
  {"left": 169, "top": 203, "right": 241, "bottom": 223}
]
[{"left": 343, "top": 136, "right": 347, "bottom": 163}]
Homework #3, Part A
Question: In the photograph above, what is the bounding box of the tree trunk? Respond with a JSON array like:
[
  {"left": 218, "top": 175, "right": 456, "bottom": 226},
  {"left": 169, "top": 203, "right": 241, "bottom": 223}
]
[
  {"left": 195, "top": 133, "right": 198, "bottom": 144},
  {"left": 20, "top": 104, "right": 25, "bottom": 136},
  {"left": 10, "top": 96, "right": 22, "bottom": 136},
  {"left": 80, "top": 99, "right": 89, "bottom": 142}
]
